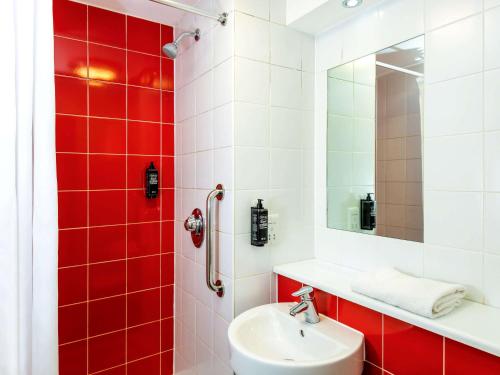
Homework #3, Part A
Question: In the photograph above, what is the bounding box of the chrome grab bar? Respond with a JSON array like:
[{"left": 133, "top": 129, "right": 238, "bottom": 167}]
[{"left": 205, "top": 184, "right": 225, "bottom": 297}]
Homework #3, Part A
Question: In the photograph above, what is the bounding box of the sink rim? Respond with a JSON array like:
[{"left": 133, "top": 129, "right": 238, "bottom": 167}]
[{"left": 228, "top": 303, "right": 364, "bottom": 369}]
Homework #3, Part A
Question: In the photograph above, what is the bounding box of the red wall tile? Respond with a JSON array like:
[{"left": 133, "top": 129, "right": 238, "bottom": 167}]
[
  {"left": 127, "top": 255, "right": 161, "bottom": 292},
  {"left": 89, "top": 154, "right": 126, "bottom": 189},
  {"left": 127, "top": 321, "right": 161, "bottom": 361},
  {"left": 128, "top": 86, "right": 161, "bottom": 122},
  {"left": 127, "top": 16, "right": 161, "bottom": 55},
  {"left": 89, "top": 295, "right": 126, "bottom": 336},
  {"left": 89, "top": 260, "right": 126, "bottom": 299},
  {"left": 89, "top": 225, "right": 126, "bottom": 263},
  {"left": 56, "top": 115, "right": 87, "bottom": 153},
  {"left": 55, "top": 76, "right": 87, "bottom": 115},
  {"left": 58, "top": 191, "right": 87, "bottom": 229},
  {"left": 59, "top": 265, "right": 87, "bottom": 305},
  {"left": 338, "top": 298, "right": 383, "bottom": 367},
  {"left": 162, "top": 90, "right": 175, "bottom": 123},
  {"left": 56, "top": 153, "right": 87, "bottom": 190},
  {"left": 54, "top": 37, "right": 87, "bottom": 78},
  {"left": 89, "top": 81, "right": 126, "bottom": 118},
  {"left": 162, "top": 349, "right": 174, "bottom": 375},
  {"left": 128, "top": 355, "right": 161, "bottom": 375},
  {"left": 88, "top": 330, "right": 126, "bottom": 373},
  {"left": 53, "top": 0, "right": 87, "bottom": 40},
  {"left": 128, "top": 51, "right": 161, "bottom": 89},
  {"left": 314, "top": 288, "right": 337, "bottom": 320},
  {"left": 88, "top": 7, "right": 126, "bottom": 48},
  {"left": 127, "top": 288, "right": 161, "bottom": 326},
  {"left": 89, "top": 118, "right": 126, "bottom": 154},
  {"left": 89, "top": 43, "right": 127, "bottom": 84},
  {"left": 445, "top": 339, "right": 500, "bottom": 375},
  {"left": 128, "top": 121, "right": 161, "bottom": 155},
  {"left": 384, "top": 315, "right": 442, "bottom": 375},
  {"left": 277, "top": 274, "right": 302, "bottom": 302},
  {"left": 127, "top": 222, "right": 161, "bottom": 258},
  {"left": 59, "top": 303, "right": 87, "bottom": 344},
  {"left": 54, "top": 3, "right": 174, "bottom": 373},
  {"left": 59, "top": 340, "right": 87, "bottom": 375},
  {"left": 58, "top": 228, "right": 87, "bottom": 267},
  {"left": 89, "top": 190, "right": 126, "bottom": 226}
]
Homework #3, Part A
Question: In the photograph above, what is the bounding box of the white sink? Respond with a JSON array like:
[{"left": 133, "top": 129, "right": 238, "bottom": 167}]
[{"left": 228, "top": 303, "right": 364, "bottom": 375}]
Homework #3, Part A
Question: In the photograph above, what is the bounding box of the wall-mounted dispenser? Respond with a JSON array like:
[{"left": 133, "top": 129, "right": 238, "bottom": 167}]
[
  {"left": 145, "top": 161, "right": 159, "bottom": 199},
  {"left": 360, "top": 193, "right": 376, "bottom": 230},
  {"left": 251, "top": 199, "right": 268, "bottom": 247}
]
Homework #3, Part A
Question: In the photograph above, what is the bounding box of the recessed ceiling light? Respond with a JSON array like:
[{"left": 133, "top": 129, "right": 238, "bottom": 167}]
[{"left": 342, "top": 0, "right": 363, "bottom": 8}]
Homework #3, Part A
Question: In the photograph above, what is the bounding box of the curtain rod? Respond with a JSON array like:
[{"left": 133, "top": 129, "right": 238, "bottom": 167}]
[{"left": 149, "top": 0, "right": 228, "bottom": 25}]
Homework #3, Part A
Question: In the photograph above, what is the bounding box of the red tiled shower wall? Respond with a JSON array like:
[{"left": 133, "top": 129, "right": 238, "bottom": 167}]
[
  {"left": 277, "top": 275, "right": 500, "bottom": 375},
  {"left": 53, "top": 1, "right": 175, "bottom": 373}
]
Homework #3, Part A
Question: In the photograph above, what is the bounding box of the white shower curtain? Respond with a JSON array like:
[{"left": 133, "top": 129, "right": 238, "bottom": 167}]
[{"left": 0, "top": 0, "right": 59, "bottom": 374}]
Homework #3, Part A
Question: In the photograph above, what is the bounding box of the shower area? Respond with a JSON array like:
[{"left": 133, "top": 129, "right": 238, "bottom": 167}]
[{"left": 54, "top": 0, "right": 315, "bottom": 373}]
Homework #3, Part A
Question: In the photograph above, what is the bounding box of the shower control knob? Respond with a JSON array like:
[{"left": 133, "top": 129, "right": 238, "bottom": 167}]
[{"left": 184, "top": 208, "right": 204, "bottom": 248}]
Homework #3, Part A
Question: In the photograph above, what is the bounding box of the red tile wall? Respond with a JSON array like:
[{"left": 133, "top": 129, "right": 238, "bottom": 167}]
[
  {"left": 53, "top": 1, "right": 175, "bottom": 374},
  {"left": 277, "top": 275, "right": 500, "bottom": 375}
]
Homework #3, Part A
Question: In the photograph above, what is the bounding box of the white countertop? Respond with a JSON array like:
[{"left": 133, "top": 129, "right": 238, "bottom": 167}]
[{"left": 273, "top": 259, "right": 500, "bottom": 357}]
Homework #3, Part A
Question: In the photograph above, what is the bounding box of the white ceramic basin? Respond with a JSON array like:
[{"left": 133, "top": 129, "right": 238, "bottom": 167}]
[{"left": 228, "top": 303, "right": 364, "bottom": 375}]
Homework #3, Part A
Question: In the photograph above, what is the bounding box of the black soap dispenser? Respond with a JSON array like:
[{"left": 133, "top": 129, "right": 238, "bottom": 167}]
[
  {"left": 251, "top": 199, "right": 268, "bottom": 247},
  {"left": 360, "top": 193, "right": 376, "bottom": 230},
  {"left": 145, "top": 162, "right": 159, "bottom": 199}
]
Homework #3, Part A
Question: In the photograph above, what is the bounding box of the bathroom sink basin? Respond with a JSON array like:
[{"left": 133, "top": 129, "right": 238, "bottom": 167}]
[{"left": 228, "top": 303, "right": 364, "bottom": 375}]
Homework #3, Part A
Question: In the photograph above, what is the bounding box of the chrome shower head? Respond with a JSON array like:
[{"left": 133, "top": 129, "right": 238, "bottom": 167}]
[{"left": 162, "top": 28, "right": 200, "bottom": 59}]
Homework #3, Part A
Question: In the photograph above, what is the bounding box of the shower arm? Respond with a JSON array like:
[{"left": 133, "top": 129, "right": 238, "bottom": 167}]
[{"left": 149, "top": 0, "right": 228, "bottom": 26}]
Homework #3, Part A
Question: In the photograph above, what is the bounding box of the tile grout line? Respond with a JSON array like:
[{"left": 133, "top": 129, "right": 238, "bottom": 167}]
[{"left": 85, "top": 4, "right": 90, "bottom": 374}]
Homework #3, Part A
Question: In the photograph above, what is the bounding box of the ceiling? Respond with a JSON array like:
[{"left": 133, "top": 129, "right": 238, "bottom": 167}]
[{"left": 287, "top": 0, "right": 387, "bottom": 35}]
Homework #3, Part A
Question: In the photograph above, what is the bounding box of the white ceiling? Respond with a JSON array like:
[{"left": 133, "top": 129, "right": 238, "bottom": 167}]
[{"left": 287, "top": 0, "right": 387, "bottom": 35}]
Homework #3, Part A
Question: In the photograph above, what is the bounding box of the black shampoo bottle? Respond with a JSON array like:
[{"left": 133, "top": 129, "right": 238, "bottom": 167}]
[{"left": 251, "top": 199, "right": 268, "bottom": 247}]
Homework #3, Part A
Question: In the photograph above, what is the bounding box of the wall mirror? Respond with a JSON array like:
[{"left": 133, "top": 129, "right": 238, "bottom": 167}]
[{"left": 326, "top": 35, "right": 424, "bottom": 242}]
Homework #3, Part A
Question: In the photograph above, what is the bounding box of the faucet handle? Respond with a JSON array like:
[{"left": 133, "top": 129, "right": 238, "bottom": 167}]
[{"left": 291, "top": 285, "right": 314, "bottom": 298}]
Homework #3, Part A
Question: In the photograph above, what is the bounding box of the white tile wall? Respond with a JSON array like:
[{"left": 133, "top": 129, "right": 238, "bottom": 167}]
[
  {"left": 174, "top": 1, "right": 235, "bottom": 373},
  {"left": 232, "top": 0, "right": 315, "bottom": 318},
  {"left": 315, "top": 0, "right": 500, "bottom": 307}
]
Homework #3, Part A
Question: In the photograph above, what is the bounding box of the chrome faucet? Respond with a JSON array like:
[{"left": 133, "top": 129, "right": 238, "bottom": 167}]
[{"left": 289, "top": 286, "right": 320, "bottom": 324}]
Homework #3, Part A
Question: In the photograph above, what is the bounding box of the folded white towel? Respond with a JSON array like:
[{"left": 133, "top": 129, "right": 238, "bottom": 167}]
[{"left": 351, "top": 268, "right": 466, "bottom": 319}]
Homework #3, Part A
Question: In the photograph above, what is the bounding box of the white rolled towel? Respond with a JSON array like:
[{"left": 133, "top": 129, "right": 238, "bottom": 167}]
[{"left": 351, "top": 268, "right": 466, "bottom": 319}]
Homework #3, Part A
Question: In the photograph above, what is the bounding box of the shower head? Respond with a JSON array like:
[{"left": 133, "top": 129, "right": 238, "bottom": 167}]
[{"left": 162, "top": 28, "right": 200, "bottom": 58}]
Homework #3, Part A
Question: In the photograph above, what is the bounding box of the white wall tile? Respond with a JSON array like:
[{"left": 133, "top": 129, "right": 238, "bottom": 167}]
[
  {"left": 195, "top": 71, "right": 213, "bottom": 115},
  {"left": 270, "top": 23, "right": 301, "bottom": 69},
  {"left": 235, "top": 57, "right": 270, "bottom": 105},
  {"left": 425, "top": 191, "right": 483, "bottom": 251},
  {"left": 196, "top": 111, "right": 213, "bottom": 151},
  {"left": 426, "top": 15, "right": 482, "bottom": 83},
  {"left": 235, "top": 0, "right": 269, "bottom": 19},
  {"left": 424, "top": 0, "right": 482, "bottom": 30},
  {"left": 270, "top": 107, "right": 303, "bottom": 149},
  {"left": 195, "top": 300, "right": 213, "bottom": 347},
  {"left": 213, "top": 58, "right": 234, "bottom": 107},
  {"left": 196, "top": 150, "right": 214, "bottom": 189},
  {"left": 425, "top": 74, "right": 483, "bottom": 137},
  {"left": 235, "top": 147, "right": 269, "bottom": 189},
  {"left": 485, "top": 193, "right": 500, "bottom": 254},
  {"left": 182, "top": 154, "right": 196, "bottom": 189},
  {"left": 214, "top": 147, "right": 234, "bottom": 190},
  {"left": 484, "top": 254, "right": 500, "bottom": 308},
  {"left": 213, "top": 314, "right": 231, "bottom": 365},
  {"left": 195, "top": 339, "right": 213, "bottom": 374},
  {"left": 485, "top": 6, "right": 500, "bottom": 70},
  {"left": 214, "top": 16, "right": 234, "bottom": 65},
  {"left": 485, "top": 0, "right": 500, "bottom": 9},
  {"left": 234, "top": 273, "right": 271, "bottom": 316},
  {"left": 213, "top": 274, "right": 233, "bottom": 322},
  {"left": 213, "top": 103, "right": 233, "bottom": 148},
  {"left": 270, "top": 149, "right": 302, "bottom": 189},
  {"left": 270, "top": 0, "right": 287, "bottom": 24},
  {"left": 234, "top": 234, "right": 271, "bottom": 277},
  {"left": 423, "top": 244, "right": 483, "bottom": 302},
  {"left": 235, "top": 12, "right": 270, "bottom": 62},
  {"left": 485, "top": 131, "right": 500, "bottom": 191},
  {"left": 271, "top": 66, "right": 302, "bottom": 109},
  {"left": 485, "top": 68, "right": 500, "bottom": 131},
  {"left": 424, "top": 134, "right": 483, "bottom": 191},
  {"left": 235, "top": 102, "right": 269, "bottom": 147}
]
